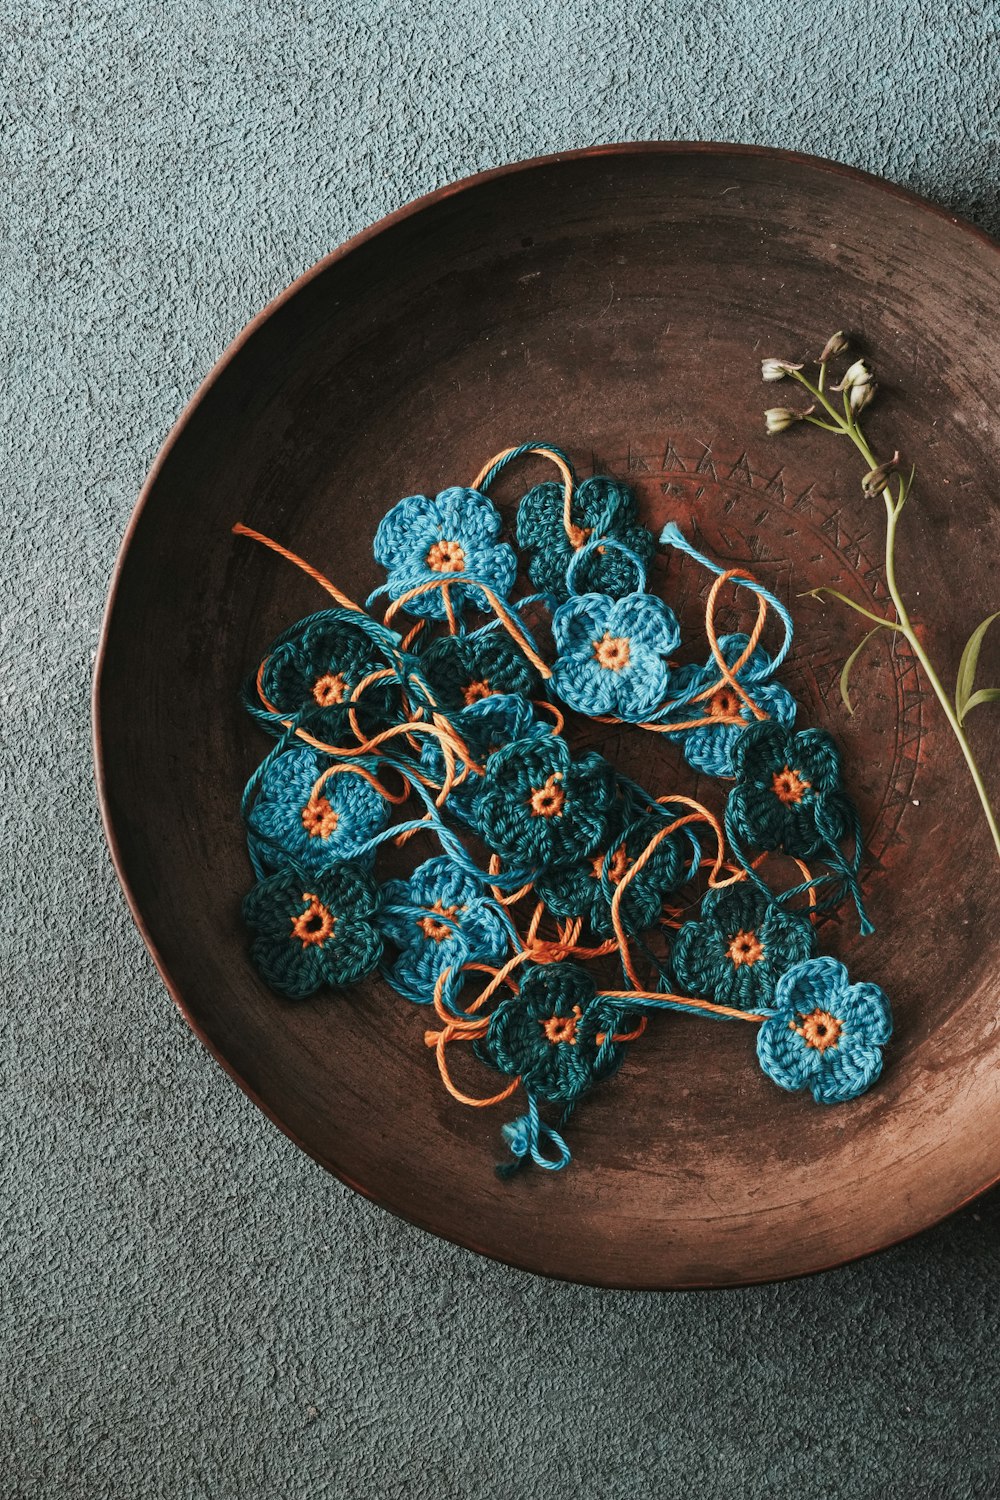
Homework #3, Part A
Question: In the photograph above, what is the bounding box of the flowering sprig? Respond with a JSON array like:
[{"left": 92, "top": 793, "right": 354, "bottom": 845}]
[{"left": 762, "top": 333, "right": 1000, "bottom": 863}]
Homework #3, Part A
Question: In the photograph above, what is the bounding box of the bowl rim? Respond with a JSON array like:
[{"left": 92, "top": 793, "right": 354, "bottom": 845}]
[{"left": 92, "top": 140, "right": 1000, "bottom": 1289}]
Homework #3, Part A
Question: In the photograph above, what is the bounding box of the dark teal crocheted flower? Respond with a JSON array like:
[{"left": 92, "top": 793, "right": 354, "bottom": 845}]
[
  {"left": 413, "top": 629, "right": 542, "bottom": 716},
  {"left": 551, "top": 592, "right": 680, "bottom": 721},
  {"left": 253, "top": 609, "right": 399, "bottom": 741},
  {"left": 516, "top": 476, "right": 655, "bottom": 602},
  {"left": 243, "top": 862, "right": 383, "bottom": 998},
  {"left": 757, "top": 956, "right": 892, "bottom": 1103},
  {"left": 475, "top": 961, "right": 624, "bottom": 1102},
  {"left": 726, "top": 721, "right": 851, "bottom": 858},
  {"left": 537, "top": 811, "right": 688, "bottom": 938},
  {"left": 663, "top": 633, "right": 797, "bottom": 777},
  {"left": 418, "top": 694, "right": 547, "bottom": 826},
  {"left": 379, "top": 856, "right": 510, "bottom": 1005},
  {"left": 671, "top": 884, "right": 816, "bottom": 1012},
  {"left": 472, "top": 734, "right": 616, "bottom": 873}
]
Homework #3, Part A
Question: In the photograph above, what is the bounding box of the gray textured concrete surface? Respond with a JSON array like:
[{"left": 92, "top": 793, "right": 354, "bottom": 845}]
[{"left": 4, "top": 3, "right": 1000, "bottom": 1496}]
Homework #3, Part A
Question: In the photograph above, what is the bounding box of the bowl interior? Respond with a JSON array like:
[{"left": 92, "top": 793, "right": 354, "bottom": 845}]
[{"left": 96, "top": 147, "right": 1000, "bottom": 1287}]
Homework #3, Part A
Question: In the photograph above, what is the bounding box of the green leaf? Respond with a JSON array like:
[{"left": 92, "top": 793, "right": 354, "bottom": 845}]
[
  {"left": 839, "top": 625, "right": 889, "bottom": 716},
  {"left": 956, "top": 613, "right": 1000, "bottom": 723},
  {"left": 962, "top": 687, "right": 1000, "bottom": 718}
]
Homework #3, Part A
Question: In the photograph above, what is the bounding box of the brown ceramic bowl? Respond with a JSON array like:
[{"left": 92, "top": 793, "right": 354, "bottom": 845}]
[{"left": 94, "top": 144, "right": 1000, "bottom": 1288}]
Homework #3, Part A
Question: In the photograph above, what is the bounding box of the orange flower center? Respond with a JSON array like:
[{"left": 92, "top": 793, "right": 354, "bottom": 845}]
[
  {"left": 772, "top": 766, "right": 811, "bottom": 804},
  {"left": 792, "top": 1008, "right": 843, "bottom": 1052},
  {"left": 593, "top": 632, "right": 631, "bottom": 671},
  {"left": 541, "top": 1005, "right": 582, "bottom": 1045},
  {"left": 727, "top": 928, "right": 764, "bottom": 967},
  {"left": 709, "top": 685, "right": 741, "bottom": 719},
  {"left": 312, "top": 671, "right": 347, "bottom": 707},
  {"left": 417, "top": 901, "right": 460, "bottom": 943},
  {"left": 291, "top": 893, "right": 336, "bottom": 948},
  {"left": 566, "top": 522, "right": 592, "bottom": 550},
  {"left": 426, "top": 538, "right": 466, "bottom": 573},
  {"left": 463, "top": 679, "right": 491, "bottom": 706},
  {"left": 528, "top": 774, "right": 565, "bottom": 818},
  {"left": 591, "top": 845, "right": 629, "bottom": 884},
  {"left": 301, "top": 795, "right": 339, "bottom": 839}
]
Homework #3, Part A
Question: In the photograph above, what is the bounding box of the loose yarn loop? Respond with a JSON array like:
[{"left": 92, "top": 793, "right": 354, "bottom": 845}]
[{"left": 234, "top": 439, "right": 889, "bottom": 1177}]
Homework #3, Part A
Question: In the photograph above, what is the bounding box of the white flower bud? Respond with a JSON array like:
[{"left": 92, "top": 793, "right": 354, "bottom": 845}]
[
  {"left": 861, "top": 450, "right": 900, "bottom": 495},
  {"left": 765, "top": 406, "right": 813, "bottom": 434},
  {"left": 761, "top": 358, "right": 804, "bottom": 381},
  {"left": 850, "top": 380, "right": 877, "bottom": 414},
  {"left": 833, "top": 358, "right": 874, "bottom": 392},
  {"left": 819, "top": 331, "right": 849, "bottom": 363}
]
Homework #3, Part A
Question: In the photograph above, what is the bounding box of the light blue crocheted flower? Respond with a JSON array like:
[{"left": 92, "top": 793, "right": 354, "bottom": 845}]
[
  {"left": 550, "top": 592, "right": 681, "bottom": 721},
  {"left": 379, "top": 856, "right": 510, "bottom": 1005},
  {"left": 373, "top": 488, "right": 517, "bottom": 620},
  {"left": 248, "top": 747, "right": 390, "bottom": 876},
  {"left": 418, "top": 693, "right": 548, "bottom": 825},
  {"left": 665, "top": 634, "right": 797, "bottom": 777},
  {"left": 757, "top": 956, "right": 892, "bottom": 1103}
]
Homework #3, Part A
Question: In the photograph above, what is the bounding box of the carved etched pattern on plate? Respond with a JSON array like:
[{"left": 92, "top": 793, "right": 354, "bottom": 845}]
[{"left": 567, "top": 435, "right": 927, "bottom": 878}]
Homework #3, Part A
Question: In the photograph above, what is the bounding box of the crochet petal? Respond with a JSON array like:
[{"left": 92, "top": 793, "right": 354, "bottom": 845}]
[
  {"left": 726, "top": 780, "right": 787, "bottom": 851},
  {"left": 837, "top": 981, "right": 893, "bottom": 1046},
  {"left": 792, "top": 728, "right": 844, "bottom": 797},
  {"left": 774, "top": 956, "right": 849, "bottom": 1014},
  {"left": 251, "top": 935, "right": 326, "bottom": 999},
  {"left": 552, "top": 594, "right": 613, "bottom": 654},
  {"left": 757, "top": 1012, "right": 823, "bottom": 1091},
  {"left": 610, "top": 643, "right": 669, "bottom": 720},
  {"left": 551, "top": 652, "right": 620, "bottom": 717},
  {"left": 608, "top": 594, "right": 681, "bottom": 656},
  {"left": 810, "top": 1043, "right": 885, "bottom": 1104}
]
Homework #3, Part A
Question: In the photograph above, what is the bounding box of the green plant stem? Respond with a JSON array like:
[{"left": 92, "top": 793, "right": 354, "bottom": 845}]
[{"left": 793, "top": 368, "right": 1000, "bottom": 863}]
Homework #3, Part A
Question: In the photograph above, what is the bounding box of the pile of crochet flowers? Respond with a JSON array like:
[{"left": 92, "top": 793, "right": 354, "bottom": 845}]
[{"left": 236, "top": 442, "right": 892, "bottom": 1175}]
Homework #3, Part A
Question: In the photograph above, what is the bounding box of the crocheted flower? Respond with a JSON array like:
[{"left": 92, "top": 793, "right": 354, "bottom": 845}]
[
  {"left": 418, "top": 694, "right": 546, "bottom": 825},
  {"left": 537, "top": 811, "right": 688, "bottom": 938},
  {"left": 665, "top": 634, "right": 797, "bottom": 777},
  {"left": 254, "top": 610, "right": 399, "bottom": 741},
  {"left": 374, "top": 488, "right": 517, "bottom": 620},
  {"left": 726, "top": 721, "right": 851, "bottom": 858},
  {"left": 516, "top": 475, "right": 655, "bottom": 602},
  {"left": 475, "top": 961, "right": 624, "bottom": 1102},
  {"left": 473, "top": 734, "right": 616, "bottom": 873},
  {"left": 379, "top": 856, "right": 510, "bottom": 1004},
  {"left": 551, "top": 592, "right": 680, "bottom": 721},
  {"left": 248, "top": 748, "right": 390, "bottom": 875},
  {"left": 243, "top": 862, "right": 382, "bottom": 998},
  {"left": 757, "top": 956, "right": 892, "bottom": 1103},
  {"left": 671, "top": 884, "right": 816, "bottom": 1012},
  {"left": 413, "top": 630, "right": 541, "bottom": 715}
]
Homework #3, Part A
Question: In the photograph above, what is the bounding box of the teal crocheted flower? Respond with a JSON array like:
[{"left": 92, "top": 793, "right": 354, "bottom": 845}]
[
  {"left": 413, "top": 629, "right": 541, "bottom": 715},
  {"left": 757, "top": 956, "right": 892, "bottom": 1103},
  {"left": 671, "top": 884, "right": 816, "bottom": 1012},
  {"left": 251, "top": 609, "right": 399, "bottom": 741},
  {"left": 379, "top": 856, "right": 510, "bottom": 1005},
  {"left": 248, "top": 748, "right": 390, "bottom": 875},
  {"left": 726, "top": 721, "right": 850, "bottom": 858},
  {"left": 537, "top": 811, "right": 688, "bottom": 937},
  {"left": 473, "top": 734, "right": 616, "bottom": 873},
  {"left": 664, "top": 633, "right": 797, "bottom": 777},
  {"left": 475, "top": 961, "right": 624, "bottom": 1102},
  {"left": 550, "top": 592, "right": 680, "bottom": 721},
  {"left": 516, "top": 475, "right": 655, "bottom": 602},
  {"left": 418, "top": 694, "right": 547, "bottom": 825},
  {"left": 243, "top": 862, "right": 383, "bottom": 998},
  {"left": 373, "top": 488, "right": 517, "bottom": 620}
]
